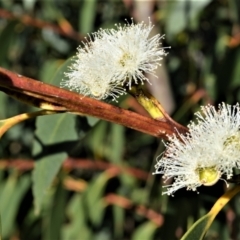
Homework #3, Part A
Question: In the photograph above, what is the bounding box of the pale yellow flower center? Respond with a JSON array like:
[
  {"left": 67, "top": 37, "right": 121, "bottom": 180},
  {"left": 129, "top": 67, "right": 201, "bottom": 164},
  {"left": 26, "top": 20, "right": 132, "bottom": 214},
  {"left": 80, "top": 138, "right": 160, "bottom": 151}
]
[
  {"left": 83, "top": 80, "right": 106, "bottom": 98},
  {"left": 223, "top": 132, "right": 240, "bottom": 150},
  {"left": 196, "top": 167, "right": 220, "bottom": 186},
  {"left": 119, "top": 52, "right": 133, "bottom": 67}
]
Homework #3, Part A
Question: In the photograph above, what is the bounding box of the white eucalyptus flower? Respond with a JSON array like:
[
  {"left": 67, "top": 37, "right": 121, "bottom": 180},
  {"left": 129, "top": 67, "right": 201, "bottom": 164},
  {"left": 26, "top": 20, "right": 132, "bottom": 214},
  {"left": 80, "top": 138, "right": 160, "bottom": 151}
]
[
  {"left": 153, "top": 103, "right": 240, "bottom": 196},
  {"left": 61, "top": 38, "right": 126, "bottom": 101},
  {"left": 62, "top": 19, "right": 169, "bottom": 101},
  {"left": 97, "top": 20, "right": 169, "bottom": 89}
]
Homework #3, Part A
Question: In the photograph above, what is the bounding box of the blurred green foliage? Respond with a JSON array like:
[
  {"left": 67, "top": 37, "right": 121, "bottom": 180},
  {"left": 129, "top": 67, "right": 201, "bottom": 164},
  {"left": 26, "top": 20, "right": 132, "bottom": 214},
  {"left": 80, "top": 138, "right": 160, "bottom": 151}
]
[{"left": 1, "top": 0, "right": 240, "bottom": 239}]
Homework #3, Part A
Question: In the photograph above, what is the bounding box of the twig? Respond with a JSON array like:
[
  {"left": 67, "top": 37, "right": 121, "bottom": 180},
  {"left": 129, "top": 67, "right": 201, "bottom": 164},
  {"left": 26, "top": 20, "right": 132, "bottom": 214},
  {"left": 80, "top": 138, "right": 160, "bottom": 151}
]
[
  {"left": 105, "top": 193, "right": 164, "bottom": 226},
  {"left": 0, "top": 67, "right": 188, "bottom": 139},
  {"left": 0, "top": 158, "right": 149, "bottom": 180},
  {"left": 0, "top": 8, "right": 84, "bottom": 42}
]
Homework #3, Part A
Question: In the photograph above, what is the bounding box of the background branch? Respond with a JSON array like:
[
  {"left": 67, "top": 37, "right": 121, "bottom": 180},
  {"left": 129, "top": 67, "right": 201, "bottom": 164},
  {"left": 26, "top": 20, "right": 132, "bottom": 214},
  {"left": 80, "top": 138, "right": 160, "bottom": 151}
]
[{"left": 0, "top": 8, "right": 84, "bottom": 42}]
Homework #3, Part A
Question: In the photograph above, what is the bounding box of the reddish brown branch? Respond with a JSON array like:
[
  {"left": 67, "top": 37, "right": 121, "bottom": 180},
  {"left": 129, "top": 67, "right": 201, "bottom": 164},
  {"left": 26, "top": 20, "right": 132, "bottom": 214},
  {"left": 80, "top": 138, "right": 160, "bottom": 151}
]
[
  {"left": 0, "top": 67, "right": 188, "bottom": 139},
  {"left": 105, "top": 193, "right": 164, "bottom": 226},
  {"left": 0, "top": 8, "right": 84, "bottom": 42},
  {"left": 228, "top": 33, "right": 240, "bottom": 48},
  {"left": 0, "top": 158, "right": 149, "bottom": 180},
  {"left": 65, "top": 158, "right": 149, "bottom": 180},
  {"left": 0, "top": 159, "right": 33, "bottom": 170},
  {"left": 0, "top": 158, "right": 162, "bottom": 225},
  {"left": 63, "top": 177, "right": 164, "bottom": 226}
]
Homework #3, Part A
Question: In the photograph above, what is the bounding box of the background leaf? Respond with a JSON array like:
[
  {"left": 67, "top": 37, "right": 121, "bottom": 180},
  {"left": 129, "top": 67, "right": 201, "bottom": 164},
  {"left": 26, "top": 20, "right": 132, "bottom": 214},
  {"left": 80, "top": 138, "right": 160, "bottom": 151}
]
[
  {"left": 62, "top": 193, "right": 92, "bottom": 240},
  {"left": 0, "top": 173, "right": 30, "bottom": 239},
  {"left": 181, "top": 186, "right": 240, "bottom": 240},
  {"left": 32, "top": 113, "right": 78, "bottom": 213},
  {"left": 84, "top": 172, "right": 111, "bottom": 226},
  {"left": 165, "top": 0, "right": 212, "bottom": 38},
  {"left": 0, "top": 93, "right": 7, "bottom": 119},
  {"left": 44, "top": 180, "right": 68, "bottom": 240},
  {"left": 79, "top": 0, "right": 97, "bottom": 34},
  {"left": 132, "top": 222, "right": 158, "bottom": 240},
  {"left": 0, "top": 21, "right": 17, "bottom": 67}
]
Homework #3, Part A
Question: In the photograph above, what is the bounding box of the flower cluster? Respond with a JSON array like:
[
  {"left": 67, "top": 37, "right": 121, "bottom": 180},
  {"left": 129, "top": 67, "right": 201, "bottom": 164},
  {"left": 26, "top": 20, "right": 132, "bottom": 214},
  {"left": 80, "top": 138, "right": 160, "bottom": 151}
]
[
  {"left": 153, "top": 103, "right": 240, "bottom": 195},
  {"left": 61, "top": 19, "right": 169, "bottom": 101}
]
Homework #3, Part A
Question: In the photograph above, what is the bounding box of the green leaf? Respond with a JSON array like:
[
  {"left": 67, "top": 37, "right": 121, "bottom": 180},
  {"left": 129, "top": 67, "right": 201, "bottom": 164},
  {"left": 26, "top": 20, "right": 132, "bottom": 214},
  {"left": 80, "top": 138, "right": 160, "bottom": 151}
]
[
  {"left": 0, "top": 21, "right": 17, "bottom": 66},
  {"left": 131, "top": 221, "right": 158, "bottom": 240},
  {"left": 44, "top": 181, "right": 68, "bottom": 240},
  {"left": 181, "top": 214, "right": 212, "bottom": 240},
  {"left": 32, "top": 113, "right": 78, "bottom": 214},
  {"left": 62, "top": 193, "right": 92, "bottom": 240},
  {"left": 84, "top": 172, "right": 110, "bottom": 226},
  {"left": 86, "top": 116, "right": 99, "bottom": 127},
  {"left": 43, "top": 57, "right": 72, "bottom": 86},
  {"left": 0, "top": 173, "right": 30, "bottom": 238},
  {"left": 108, "top": 124, "right": 124, "bottom": 163},
  {"left": 181, "top": 186, "right": 240, "bottom": 240},
  {"left": 87, "top": 121, "right": 108, "bottom": 157},
  {"left": 0, "top": 213, "right": 2, "bottom": 240},
  {"left": 113, "top": 205, "right": 124, "bottom": 239},
  {"left": 0, "top": 93, "right": 7, "bottom": 119},
  {"left": 39, "top": 59, "right": 64, "bottom": 84},
  {"left": 165, "top": 0, "right": 211, "bottom": 38},
  {"left": 231, "top": 48, "right": 240, "bottom": 88},
  {"left": 79, "top": 0, "right": 97, "bottom": 34}
]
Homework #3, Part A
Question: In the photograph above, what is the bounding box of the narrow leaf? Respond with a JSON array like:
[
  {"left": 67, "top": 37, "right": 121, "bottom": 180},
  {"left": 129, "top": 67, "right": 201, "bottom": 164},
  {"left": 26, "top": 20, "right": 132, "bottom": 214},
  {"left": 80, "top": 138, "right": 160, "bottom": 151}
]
[
  {"left": 62, "top": 193, "right": 92, "bottom": 240},
  {"left": 79, "top": 0, "right": 97, "bottom": 34},
  {"left": 181, "top": 185, "right": 240, "bottom": 240},
  {"left": 45, "top": 182, "right": 67, "bottom": 240},
  {"left": 0, "top": 21, "right": 17, "bottom": 66},
  {"left": 84, "top": 172, "right": 111, "bottom": 226},
  {"left": 132, "top": 221, "right": 158, "bottom": 240},
  {"left": 45, "top": 57, "right": 72, "bottom": 86},
  {"left": 0, "top": 93, "right": 7, "bottom": 119},
  {"left": 0, "top": 174, "right": 30, "bottom": 238}
]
